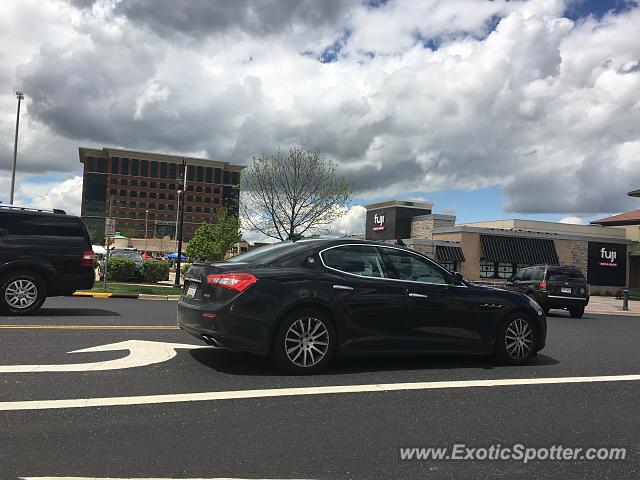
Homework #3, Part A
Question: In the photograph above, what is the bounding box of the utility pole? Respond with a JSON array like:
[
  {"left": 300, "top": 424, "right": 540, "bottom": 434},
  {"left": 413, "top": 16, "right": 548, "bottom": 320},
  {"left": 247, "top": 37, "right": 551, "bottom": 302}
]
[
  {"left": 103, "top": 195, "right": 114, "bottom": 289},
  {"left": 145, "top": 209, "right": 149, "bottom": 253},
  {"left": 174, "top": 158, "right": 187, "bottom": 288},
  {"left": 9, "top": 91, "right": 24, "bottom": 205}
]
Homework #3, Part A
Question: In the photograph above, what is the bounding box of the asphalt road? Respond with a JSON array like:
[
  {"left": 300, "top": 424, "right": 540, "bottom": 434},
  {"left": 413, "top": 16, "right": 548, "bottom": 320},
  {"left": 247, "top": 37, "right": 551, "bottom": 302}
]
[{"left": 2, "top": 297, "right": 640, "bottom": 479}]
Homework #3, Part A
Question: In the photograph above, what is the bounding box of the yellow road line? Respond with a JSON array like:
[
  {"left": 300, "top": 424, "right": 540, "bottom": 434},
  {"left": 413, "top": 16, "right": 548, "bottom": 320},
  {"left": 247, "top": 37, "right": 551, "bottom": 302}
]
[{"left": 0, "top": 324, "right": 180, "bottom": 330}]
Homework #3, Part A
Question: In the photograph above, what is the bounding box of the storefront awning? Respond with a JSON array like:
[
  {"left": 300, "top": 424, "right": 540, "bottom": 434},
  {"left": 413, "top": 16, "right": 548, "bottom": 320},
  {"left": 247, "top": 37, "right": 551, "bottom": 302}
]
[
  {"left": 435, "top": 245, "right": 465, "bottom": 262},
  {"left": 480, "top": 235, "right": 559, "bottom": 265}
]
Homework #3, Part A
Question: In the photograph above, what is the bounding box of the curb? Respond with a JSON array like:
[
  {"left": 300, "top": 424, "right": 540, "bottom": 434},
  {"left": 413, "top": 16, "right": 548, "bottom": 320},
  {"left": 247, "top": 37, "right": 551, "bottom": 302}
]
[
  {"left": 586, "top": 309, "right": 640, "bottom": 316},
  {"left": 72, "top": 292, "right": 180, "bottom": 300}
]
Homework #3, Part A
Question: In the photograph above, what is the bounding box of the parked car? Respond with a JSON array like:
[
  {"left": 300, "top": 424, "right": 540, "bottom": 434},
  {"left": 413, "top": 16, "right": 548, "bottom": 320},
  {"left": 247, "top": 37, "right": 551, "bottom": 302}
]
[
  {"left": 504, "top": 265, "right": 589, "bottom": 318},
  {"left": 177, "top": 239, "right": 546, "bottom": 373},
  {"left": 99, "top": 249, "right": 144, "bottom": 280},
  {"left": 0, "top": 205, "right": 95, "bottom": 315}
]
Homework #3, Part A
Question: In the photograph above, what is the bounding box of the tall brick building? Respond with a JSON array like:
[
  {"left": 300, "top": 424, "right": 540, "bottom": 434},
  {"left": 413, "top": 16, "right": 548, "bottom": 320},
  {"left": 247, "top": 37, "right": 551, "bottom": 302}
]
[{"left": 80, "top": 147, "right": 243, "bottom": 241}]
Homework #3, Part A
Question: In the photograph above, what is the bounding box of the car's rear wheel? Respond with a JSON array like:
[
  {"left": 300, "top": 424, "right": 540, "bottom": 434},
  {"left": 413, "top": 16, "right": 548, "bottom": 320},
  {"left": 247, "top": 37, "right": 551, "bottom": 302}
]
[
  {"left": 271, "top": 308, "right": 336, "bottom": 374},
  {"left": 495, "top": 314, "right": 536, "bottom": 365},
  {"left": 0, "top": 271, "right": 47, "bottom": 315},
  {"left": 569, "top": 306, "right": 585, "bottom": 318}
]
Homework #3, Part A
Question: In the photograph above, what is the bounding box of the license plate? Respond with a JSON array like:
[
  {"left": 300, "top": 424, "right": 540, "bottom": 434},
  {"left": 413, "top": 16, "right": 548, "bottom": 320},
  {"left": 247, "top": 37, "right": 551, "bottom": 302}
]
[
  {"left": 561, "top": 287, "right": 572, "bottom": 294},
  {"left": 186, "top": 283, "right": 198, "bottom": 298}
]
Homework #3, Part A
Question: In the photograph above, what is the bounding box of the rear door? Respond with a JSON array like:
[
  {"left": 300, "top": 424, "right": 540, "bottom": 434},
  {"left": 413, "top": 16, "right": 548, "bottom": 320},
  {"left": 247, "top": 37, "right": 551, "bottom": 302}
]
[{"left": 321, "top": 244, "right": 408, "bottom": 352}]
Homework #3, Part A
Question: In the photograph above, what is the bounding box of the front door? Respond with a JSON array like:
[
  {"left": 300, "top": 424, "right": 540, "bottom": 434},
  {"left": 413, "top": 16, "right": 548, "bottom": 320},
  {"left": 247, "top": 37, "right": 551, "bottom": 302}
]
[{"left": 379, "top": 246, "right": 485, "bottom": 353}]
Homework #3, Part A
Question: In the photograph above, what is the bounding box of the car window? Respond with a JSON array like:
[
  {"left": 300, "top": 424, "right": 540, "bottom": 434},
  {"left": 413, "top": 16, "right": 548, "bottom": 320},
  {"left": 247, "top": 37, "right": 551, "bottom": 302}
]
[
  {"left": 547, "top": 267, "right": 585, "bottom": 281},
  {"left": 111, "top": 251, "right": 142, "bottom": 260},
  {"left": 321, "top": 245, "right": 387, "bottom": 278},
  {"left": 521, "top": 268, "right": 532, "bottom": 281},
  {"left": 534, "top": 266, "right": 546, "bottom": 281},
  {"left": 0, "top": 213, "right": 89, "bottom": 246},
  {"left": 381, "top": 247, "right": 449, "bottom": 284},
  {"left": 513, "top": 269, "right": 525, "bottom": 281}
]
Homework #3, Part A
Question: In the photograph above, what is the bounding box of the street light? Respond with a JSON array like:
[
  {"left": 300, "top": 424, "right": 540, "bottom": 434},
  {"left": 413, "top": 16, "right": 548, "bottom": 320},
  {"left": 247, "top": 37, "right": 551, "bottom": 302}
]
[
  {"left": 145, "top": 209, "right": 149, "bottom": 252},
  {"left": 9, "top": 91, "right": 24, "bottom": 205}
]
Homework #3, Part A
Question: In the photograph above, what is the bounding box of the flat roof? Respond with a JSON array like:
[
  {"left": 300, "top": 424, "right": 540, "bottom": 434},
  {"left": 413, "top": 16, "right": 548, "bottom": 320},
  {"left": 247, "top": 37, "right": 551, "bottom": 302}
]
[
  {"left": 364, "top": 199, "right": 433, "bottom": 211},
  {"left": 79, "top": 147, "right": 245, "bottom": 172},
  {"left": 458, "top": 218, "right": 627, "bottom": 240}
]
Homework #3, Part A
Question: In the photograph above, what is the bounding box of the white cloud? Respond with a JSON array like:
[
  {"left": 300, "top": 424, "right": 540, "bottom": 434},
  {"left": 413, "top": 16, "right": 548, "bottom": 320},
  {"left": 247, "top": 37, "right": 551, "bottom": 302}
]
[
  {"left": 559, "top": 216, "right": 584, "bottom": 224},
  {"left": 27, "top": 176, "right": 84, "bottom": 215},
  {"left": 1, "top": 0, "right": 639, "bottom": 217},
  {"left": 327, "top": 205, "right": 366, "bottom": 236}
]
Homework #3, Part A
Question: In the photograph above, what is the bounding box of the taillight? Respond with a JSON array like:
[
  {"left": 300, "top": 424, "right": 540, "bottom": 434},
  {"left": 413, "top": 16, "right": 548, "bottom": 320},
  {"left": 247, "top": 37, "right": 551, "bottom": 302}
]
[
  {"left": 539, "top": 280, "right": 547, "bottom": 290},
  {"left": 207, "top": 273, "right": 257, "bottom": 292},
  {"left": 81, "top": 250, "right": 95, "bottom": 267}
]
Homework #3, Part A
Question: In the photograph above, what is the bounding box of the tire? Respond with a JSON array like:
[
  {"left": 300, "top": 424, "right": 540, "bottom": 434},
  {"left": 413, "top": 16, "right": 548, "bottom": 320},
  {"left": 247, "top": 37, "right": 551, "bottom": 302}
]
[
  {"left": 543, "top": 306, "right": 550, "bottom": 315},
  {"left": 569, "top": 306, "right": 584, "bottom": 318},
  {"left": 0, "top": 271, "right": 47, "bottom": 316},
  {"left": 270, "top": 308, "right": 336, "bottom": 374},
  {"left": 495, "top": 313, "right": 536, "bottom": 365}
]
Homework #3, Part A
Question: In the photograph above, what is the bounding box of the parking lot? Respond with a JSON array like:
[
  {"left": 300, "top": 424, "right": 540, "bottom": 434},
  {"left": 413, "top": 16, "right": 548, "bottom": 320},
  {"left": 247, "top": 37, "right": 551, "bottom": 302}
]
[{"left": 2, "top": 296, "right": 640, "bottom": 479}]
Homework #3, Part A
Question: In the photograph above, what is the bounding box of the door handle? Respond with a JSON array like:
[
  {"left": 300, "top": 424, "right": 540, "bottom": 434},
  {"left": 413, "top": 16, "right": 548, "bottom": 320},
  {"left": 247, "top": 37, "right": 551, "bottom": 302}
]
[
  {"left": 408, "top": 292, "right": 429, "bottom": 299},
  {"left": 333, "top": 284, "right": 354, "bottom": 291}
]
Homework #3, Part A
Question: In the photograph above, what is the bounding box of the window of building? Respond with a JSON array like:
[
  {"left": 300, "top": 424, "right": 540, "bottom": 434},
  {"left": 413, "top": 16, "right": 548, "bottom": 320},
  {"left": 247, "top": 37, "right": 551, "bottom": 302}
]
[
  {"left": 187, "top": 196, "right": 193, "bottom": 202},
  {"left": 206, "top": 168, "right": 212, "bottom": 183},
  {"left": 440, "top": 261, "right": 456, "bottom": 272},
  {"left": 150, "top": 161, "right": 157, "bottom": 177},
  {"left": 150, "top": 182, "right": 157, "bottom": 189},
  {"left": 214, "top": 168, "right": 221, "bottom": 183},
  {"left": 168, "top": 194, "right": 175, "bottom": 201},
  {"left": 232, "top": 172, "right": 239, "bottom": 185},
  {"left": 195, "top": 196, "right": 202, "bottom": 202},
  {"left": 130, "top": 180, "right": 137, "bottom": 187},
  {"left": 150, "top": 192, "right": 156, "bottom": 199},
  {"left": 186, "top": 206, "right": 193, "bottom": 212},
  {"left": 213, "top": 198, "right": 219, "bottom": 204},
  {"left": 204, "top": 197, "right": 211, "bottom": 204},
  {"left": 140, "top": 192, "right": 147, "bottom": 198},
  {"left": 121, "top": 158, "right": 129, "bottom": 175},
  {"left": 110, "top": 178, "right": 117, "bottom": 185},
  {"left": 140, "top": 181, "right": 147, "bottom": 187},
  {"left": 204, "top": 207, "right": 210, "bottom": 213},
  {"left": 197, "top": 166, "right": 204, "bottom": 182},
  {"left": 130, "top": 202, "right": 137, "bottom": 208},
  {"left": 149, "top": 203, "right": 156, "bottom": 209},
  {"left": 223, "top": 171, "right": 231, "bottom": 184},
  {"left": 97, "top": 158, "right": 106, "bottom": 173},
  {"left": 168, "top": 204, "right": 175, "bottom": 211},
  {"left": 480, "top": 260, "right": 496, "bottom": 278},
  {"left": 119, "top": 200, "right": 127, "bottom": 207},
  {"left": 187, "top": 165, "right": 194, "bottom": 182},
  {"left": 130, "top": 191, "right": 137, "bottom": 198},
  {"left": 169, "top": 163, "right": 177, "bottom": 179},
  {"left": 160, "top": 183, "right": 166, "bottom": 189},
  {"left": 205, "top": 187, "right": 211, "bottom": 194},
  {"left": 110, "top": 189, "right": 117, "bottom": 195},
  {"left": 160, "top": 162, "right": 167, "bottom": 179},
  {"left": 214, "top": 187, "right": 220, "bottom": 194},
  {"left": 195, "top": 207, "right": 201, "bottom": 213},
  {"left": 131, "top": 159, "right": 139, "bottom": 176},
  {"left": 169, "top": 183, "right": 176, "bottom": 190},
  {"left": 86, "top": 157, "right": 96, "bottom": 172},
  {"left": 497, "top": 263, "right": 514, "bottom": 279},
  {"left": 119, "top": 190, "right": 126, "bottom": 196},
  {"left": 196, "top": 186, "right": 202, "bottom": 192},
  {"left": 111, "top": 158, "right": 119, "bottom": 174},
  {"left": 141, "top": 160, "right": 148, "bottom": 177},
  {"left": 187, "top": 185, "right": 193, "bottom": 192},
  {"left": 159, "top": 193, "right": 165, "bottom": 200},
  {"left": 159, "top": 204, "right": 165, "bottom": 210},
  {"left": 120, "top": 179, "right": 127, "bottom": 185},
  {"left": 139, "top": 202, "right": 146, "bottom": 209}
]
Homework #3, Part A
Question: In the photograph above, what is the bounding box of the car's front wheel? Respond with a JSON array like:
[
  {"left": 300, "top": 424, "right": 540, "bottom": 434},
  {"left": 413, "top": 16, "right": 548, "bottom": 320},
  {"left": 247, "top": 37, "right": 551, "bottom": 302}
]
[
  {"left": 0, "top": 271, "right": 47, "bottom": 315},
  {"left": 495, "top": 314, "right": 536, "bottom": 365},
  {"left": 271, "top": 308, "right": 336, "bottom": 374}
]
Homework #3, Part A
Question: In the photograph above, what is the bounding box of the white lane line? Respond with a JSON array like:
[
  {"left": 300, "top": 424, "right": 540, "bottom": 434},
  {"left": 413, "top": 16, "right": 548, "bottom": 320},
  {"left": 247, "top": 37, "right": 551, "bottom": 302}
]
[{"left": 4, "top": 373, "right": 640, "bottom": 411}]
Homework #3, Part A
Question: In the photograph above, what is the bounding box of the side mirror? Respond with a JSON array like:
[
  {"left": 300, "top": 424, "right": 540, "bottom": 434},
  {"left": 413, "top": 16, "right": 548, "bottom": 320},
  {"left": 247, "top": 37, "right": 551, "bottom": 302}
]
[{"left": 452, "top": 271, "right": 464, "bottom": 285}]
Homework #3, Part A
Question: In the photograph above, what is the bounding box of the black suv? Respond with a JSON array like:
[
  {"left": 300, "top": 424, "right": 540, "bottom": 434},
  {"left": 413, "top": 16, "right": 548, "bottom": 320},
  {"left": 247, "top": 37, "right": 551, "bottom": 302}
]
[
  {"left": 0, "top": 205, "right": 95, "bottom": 315},
  {"left": 504, "top": 265, "right": 589, "bottom": 318}
]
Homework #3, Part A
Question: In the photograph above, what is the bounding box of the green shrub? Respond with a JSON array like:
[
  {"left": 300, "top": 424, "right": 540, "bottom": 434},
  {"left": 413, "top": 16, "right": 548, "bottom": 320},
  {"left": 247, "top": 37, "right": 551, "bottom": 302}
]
[
  {"left": 181, "top": 263, "right": 192, "bottom": 276},
  {"left": 140, "top": 260, "right": 170, "bottom": 283},
  {"left": 103, "top": 257, "right": 136, "bottom": 281}
]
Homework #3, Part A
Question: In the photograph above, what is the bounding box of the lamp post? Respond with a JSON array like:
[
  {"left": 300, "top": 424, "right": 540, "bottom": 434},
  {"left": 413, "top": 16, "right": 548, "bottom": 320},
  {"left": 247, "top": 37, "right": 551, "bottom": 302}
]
[
  {"left": 144, "top": 209, "right": 149, "bottom": 252},
  {"left": 9, "top": 91, "right": 24, "bottom": 205},
  {"left": 174, "top": 159, "right": 187, "bottom": 288}
]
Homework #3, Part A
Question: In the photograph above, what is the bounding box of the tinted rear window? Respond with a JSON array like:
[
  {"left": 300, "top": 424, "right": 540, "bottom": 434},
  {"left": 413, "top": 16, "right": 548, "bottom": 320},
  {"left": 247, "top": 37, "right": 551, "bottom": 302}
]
[
  {"left": 225, "top": 241, "right": 316, "bottom": 264},
  {"left": 0, "top": 213, "right": 90, "bottom": 246},
  {"left": 547, "top": 267, "right": 585, "bottom": 281}
]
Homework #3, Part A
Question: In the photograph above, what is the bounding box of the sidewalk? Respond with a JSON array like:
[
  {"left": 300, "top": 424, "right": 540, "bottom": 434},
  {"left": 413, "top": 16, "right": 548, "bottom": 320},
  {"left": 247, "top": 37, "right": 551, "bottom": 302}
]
[{"left": 586, "top": 296, "right": 639, "bottom": 314}]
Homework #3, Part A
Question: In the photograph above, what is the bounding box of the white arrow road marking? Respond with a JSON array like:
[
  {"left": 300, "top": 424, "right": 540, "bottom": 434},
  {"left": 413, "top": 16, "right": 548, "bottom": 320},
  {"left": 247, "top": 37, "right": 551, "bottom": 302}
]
[
  {"left": 0, "top": 340, "right": 209, "bottom": 373},
  {"left": 4, "top": 373, "right": 640, "bottom": 411}
]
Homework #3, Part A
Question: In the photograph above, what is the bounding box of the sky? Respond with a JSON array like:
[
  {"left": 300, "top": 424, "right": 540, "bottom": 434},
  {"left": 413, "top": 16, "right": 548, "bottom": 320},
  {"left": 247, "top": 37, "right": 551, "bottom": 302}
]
[{"left": 1, "top": 0, "right": 639, "bottom": 240}]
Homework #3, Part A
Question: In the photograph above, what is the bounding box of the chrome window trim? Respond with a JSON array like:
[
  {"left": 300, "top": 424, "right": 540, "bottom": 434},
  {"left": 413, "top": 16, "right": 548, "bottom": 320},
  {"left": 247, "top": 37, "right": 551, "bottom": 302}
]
[{"left": 318, "top": 243, "right": 468, "bottom": 288}]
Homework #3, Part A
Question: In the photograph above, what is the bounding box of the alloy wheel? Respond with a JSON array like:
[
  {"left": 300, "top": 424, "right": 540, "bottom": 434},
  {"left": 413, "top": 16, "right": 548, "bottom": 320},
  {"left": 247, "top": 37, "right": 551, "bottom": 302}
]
[
  {"left": 284, "top": 317, "right": 330, "bottom": 368},
  {"left": 5, "top": 279, "right": 38, "bottom": 309},
  {"left": 504, "top": 318, "right": 533, "bottom": 360}
]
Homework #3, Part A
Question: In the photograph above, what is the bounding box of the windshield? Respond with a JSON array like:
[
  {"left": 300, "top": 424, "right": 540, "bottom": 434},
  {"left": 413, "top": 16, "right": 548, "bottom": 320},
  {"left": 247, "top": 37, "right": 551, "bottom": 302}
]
[
  {"left": 111, "top": 250, "right": 142, "bottom": 260},
  {"left": 547, "top": 267, "right": 585, "bottom": 281}
]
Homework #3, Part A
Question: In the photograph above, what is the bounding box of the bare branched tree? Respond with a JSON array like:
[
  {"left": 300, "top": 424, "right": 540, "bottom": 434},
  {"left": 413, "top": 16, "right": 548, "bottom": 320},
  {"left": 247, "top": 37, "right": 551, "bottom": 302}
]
[{"left": 241, "top": 147, "right": 352, "bottom": 241}]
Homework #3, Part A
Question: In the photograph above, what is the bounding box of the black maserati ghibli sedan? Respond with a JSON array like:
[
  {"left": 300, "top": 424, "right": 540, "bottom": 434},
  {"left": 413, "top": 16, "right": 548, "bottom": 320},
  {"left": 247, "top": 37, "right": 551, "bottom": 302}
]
[{"left": 177, "top": 239, "right": 546, "bottom": 373}]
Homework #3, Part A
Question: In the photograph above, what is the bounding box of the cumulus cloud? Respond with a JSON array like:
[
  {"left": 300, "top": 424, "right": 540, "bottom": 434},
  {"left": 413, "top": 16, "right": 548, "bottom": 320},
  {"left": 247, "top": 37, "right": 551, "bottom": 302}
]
[
  {"left": 559, "top": 216, "right": 585, "bottom": 224},
  {"left": 1, "top": 0, "right": 639, "bottom": 217},
  {"left": 27, "top": 176, "right": 84, "bottom": 215}
]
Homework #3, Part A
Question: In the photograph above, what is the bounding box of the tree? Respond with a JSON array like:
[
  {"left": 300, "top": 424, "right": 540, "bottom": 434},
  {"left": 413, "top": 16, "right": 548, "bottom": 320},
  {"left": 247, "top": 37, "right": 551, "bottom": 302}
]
[
  {"left": 186, "top": 208, "right": 242, "bottom": 262},
  {"left": 241, "top": 147, "right": 352, "bottom": 241}
]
